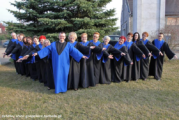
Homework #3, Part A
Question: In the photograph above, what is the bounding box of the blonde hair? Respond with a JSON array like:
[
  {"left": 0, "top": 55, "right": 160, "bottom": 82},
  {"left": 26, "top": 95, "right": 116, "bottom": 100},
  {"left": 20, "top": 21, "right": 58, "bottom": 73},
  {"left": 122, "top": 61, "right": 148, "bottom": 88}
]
[
  {"left": 68, "top": 32, "right": 77, "bottom": 40},
  {"left": 81, "top": 33, "right": 88, "bottom": 38},
  {"left": 103, "top": 36, "right": 111, "bottom": 41},
  {"left": 43, "top": 39, "right": 51, "bottom": 48}
]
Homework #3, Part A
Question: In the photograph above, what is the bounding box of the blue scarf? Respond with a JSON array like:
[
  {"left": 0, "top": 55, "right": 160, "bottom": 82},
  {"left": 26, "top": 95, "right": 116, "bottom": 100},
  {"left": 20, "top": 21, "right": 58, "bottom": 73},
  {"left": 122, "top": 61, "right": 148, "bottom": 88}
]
[
  {"left": 102, "top": 43, "right": 110, "bottom": 63},
  {"left": 114, "top": 42, "right": 125, "bottom": 61},
  {"left": 80, "top": 41, "right": 90, "bottom": 58}
]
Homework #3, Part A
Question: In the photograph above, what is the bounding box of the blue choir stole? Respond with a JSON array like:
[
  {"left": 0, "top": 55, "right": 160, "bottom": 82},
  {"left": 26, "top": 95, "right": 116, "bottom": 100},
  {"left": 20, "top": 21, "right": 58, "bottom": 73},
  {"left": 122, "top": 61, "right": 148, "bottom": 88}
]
[
  {"left": 11, "top": 39, "right": 18, "bottom": 60},
  {"left": 102, "top": 43, "right": 110, "bottom": 63},
  {"left": 69, "top": 41, "right": 77, "bottom": 47},
  {"left": 153, "top": 39, "right": 164, "bottom": 59},
  {"left": 89, "top": 40, "right": 103, "bottom": 60},
  {"left": 114, "top": 42, "right": 125, "bottom": 61},
  {"left": 80, "top": 41, "right": 90, "bottom": 58}
]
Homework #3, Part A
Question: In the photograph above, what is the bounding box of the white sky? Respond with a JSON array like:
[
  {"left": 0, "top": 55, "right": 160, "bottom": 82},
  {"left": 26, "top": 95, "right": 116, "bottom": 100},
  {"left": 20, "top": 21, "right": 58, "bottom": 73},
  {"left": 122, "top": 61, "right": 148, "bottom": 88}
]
[{"left": 0, "top": 0, "right": 122, "bottom": 28}]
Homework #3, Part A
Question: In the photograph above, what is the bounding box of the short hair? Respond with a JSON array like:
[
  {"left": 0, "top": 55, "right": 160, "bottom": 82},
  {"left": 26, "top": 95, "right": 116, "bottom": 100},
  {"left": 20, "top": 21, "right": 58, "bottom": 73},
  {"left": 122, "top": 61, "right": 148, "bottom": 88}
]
[
  {"left": 93, "top": 32, "right": 100, "bottom": 37},
  {"left": 19, "top": 33, "right": 25, "bottom": 37},
  {"left": 127, "top": 32, "right": 133, "bottom": 37},
  {"left": 119, "top": 36, "right": 126, "bottom": 42},
  {"left": 33, "top": 35, "right": 38, "bottom": 40},
  {"left": 81, "top": 33, "right": 88, "bottom": 38},
  {"left": 59, "top": 32, "right": 66, "bottom": 36},
  {"left": 142, "top": 32, "right": 149, "bottom": 37},
  {"left": 27, "top": 37, "right": 32, "bottom": 41},
  {"left": 103, "top": 36, "right": 111, "bottom": 41},
  {"left": 11, "top": 32, "right": 16, "bottom": 36},
  {"left": 43, "top": 39, "right": 51, "bottom": 48},
  {"left": 68, "top": 32, "right": 77, "bottom": 39},
  {"left": 159, "top": 32, "right": 164, "bottom": 35}
]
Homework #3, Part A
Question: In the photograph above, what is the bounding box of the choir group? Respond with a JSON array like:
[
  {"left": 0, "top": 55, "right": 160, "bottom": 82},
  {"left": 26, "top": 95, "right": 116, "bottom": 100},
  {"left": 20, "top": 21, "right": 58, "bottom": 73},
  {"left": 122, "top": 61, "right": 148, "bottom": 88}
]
[{"left": 3, "top": 31, "right": 178, "bottom": 94}]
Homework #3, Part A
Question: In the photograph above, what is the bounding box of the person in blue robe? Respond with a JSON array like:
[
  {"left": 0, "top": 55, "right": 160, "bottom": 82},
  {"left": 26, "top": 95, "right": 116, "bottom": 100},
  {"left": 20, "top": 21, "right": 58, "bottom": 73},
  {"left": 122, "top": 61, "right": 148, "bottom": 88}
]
[{"left": 31, "top": 32, "right": 88, "bottom": 94}]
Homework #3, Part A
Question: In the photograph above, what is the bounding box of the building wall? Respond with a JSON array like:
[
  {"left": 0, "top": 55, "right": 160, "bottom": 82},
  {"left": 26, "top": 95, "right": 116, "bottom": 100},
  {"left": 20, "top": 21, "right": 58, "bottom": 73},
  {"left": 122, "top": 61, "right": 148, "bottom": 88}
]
[{"left": 132, "top": 0, "right": 166, "bottom": 40}]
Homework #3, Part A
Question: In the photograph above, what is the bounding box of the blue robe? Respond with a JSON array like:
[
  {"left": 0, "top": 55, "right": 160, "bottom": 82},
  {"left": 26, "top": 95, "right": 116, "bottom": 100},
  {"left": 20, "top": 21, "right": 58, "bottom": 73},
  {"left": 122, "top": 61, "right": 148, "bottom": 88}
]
[{"left": 38, "top": 42, "right": 83, "bottom": 94}]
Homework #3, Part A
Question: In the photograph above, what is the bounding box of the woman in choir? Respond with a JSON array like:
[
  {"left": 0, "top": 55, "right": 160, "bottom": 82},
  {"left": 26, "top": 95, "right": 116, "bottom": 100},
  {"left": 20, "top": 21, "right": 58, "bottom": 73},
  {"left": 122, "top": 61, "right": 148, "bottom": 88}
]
[
  {"left": 43, "top": 39, "right": 55, "bottom": 90},
  {"left": 140, "top": 32, "right": 161, "bottom": 80},
  {"left": 25, "top": 37, "right": 38, "bottom": 80},
  {"left": 111, "top": 36, "right": 132, "bottom": 82},
  {"left": 149, "top": 33, "right": 178, "bottom": 80},
  {"left": 132, "top": 32, "right": 151, "bottom": 81},
  {"left": 80, "top": 33, "right": 110, "bottom": 87},
  {"left": 89, "top": 32, "right": 104, "bottom": 84},
  {"left": 99, "top": 36, "right": 125, "bottom": 84},
  {"left": 67, "top": 32, "right": 95, "bottom": 91},
  {"left": 123, "top": 32, "right": 145, "bottom": 82}
]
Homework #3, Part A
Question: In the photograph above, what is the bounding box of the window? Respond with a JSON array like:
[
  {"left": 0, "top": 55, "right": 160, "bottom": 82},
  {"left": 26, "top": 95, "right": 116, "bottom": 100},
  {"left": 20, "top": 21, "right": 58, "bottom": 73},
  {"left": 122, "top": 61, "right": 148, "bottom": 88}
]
[
  {"left": 0, "top": 28, "right": 2, "bottom": 33},
  {"left": 167, "top": 18, "right": 179, "bottom": 25}
]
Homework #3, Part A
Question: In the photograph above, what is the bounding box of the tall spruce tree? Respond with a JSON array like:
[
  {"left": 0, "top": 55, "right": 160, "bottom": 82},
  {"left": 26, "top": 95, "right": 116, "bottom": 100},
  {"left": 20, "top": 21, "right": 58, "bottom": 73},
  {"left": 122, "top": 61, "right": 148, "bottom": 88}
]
[{"left": 4, "top": 0, "right": 118, "bottom": 41}]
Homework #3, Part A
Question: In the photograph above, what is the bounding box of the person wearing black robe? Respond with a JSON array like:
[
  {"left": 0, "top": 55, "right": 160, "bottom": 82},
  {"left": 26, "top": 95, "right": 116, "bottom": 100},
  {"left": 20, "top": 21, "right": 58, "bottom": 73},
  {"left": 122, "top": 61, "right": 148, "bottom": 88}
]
[
  {"left": 111, "top": 36, "right": 132, "bottom": 82},
  {"left": 89, "top": 32, "right": 104, "bottom": 84},
  {"left": 3, "top": 32, "right": 18, "bottom": 73},
  {"left": 67, "top": 32, "right": 93, "bottom": 91},
  {"left": 22, "top": 36, "right": 45, "bottom": 84},
  {"left": 79, "top": 33, "right": 104, "bottom": 88},
  {"left": 30, "top": 32, "right": 88, "bottom": 94},
  {"left": 132, "top": 32, "right": 150, "bottom": 81},
  {"left": 140, "top": 32, "right": 160, "bottom": 80},
  {"left": 99, "top": 36, "right": 125, "bottom": 84},
  {"left": 41, "top": 39, "right": 55, "bottom": 90},
  {"left": 17, "top": 38, "right": 30, "bottom": 77},
  {"left": 149, "top": 33, "right": 178, "bottom": 80},
  {"left": 8, "top": 34, "right": 25, "bottom": 75},
  {"left": 23, "top": 37, "right": 38, "bottom": 80},
  {"left": 123, "top": 32, "right": 145, "bottom": 82}
]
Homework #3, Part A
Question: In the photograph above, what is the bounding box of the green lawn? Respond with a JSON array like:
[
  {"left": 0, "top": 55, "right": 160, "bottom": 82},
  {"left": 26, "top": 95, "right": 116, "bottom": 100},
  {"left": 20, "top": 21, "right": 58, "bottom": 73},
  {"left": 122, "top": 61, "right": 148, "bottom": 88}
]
[{"left": 0, "top": 60, "right": 179, "bottom": 120}]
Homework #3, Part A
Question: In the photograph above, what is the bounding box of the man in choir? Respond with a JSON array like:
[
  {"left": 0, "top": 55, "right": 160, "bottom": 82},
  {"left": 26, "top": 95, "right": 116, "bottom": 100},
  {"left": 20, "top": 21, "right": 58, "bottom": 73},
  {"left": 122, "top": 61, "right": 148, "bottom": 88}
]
[
  {"left": 3, "top": 32, "right": 18, "bottom": 73},
  {"left": 31, "top": 32, "right": 88, "bottom": 94},
  {"left": 149, "top": 33, "right": 178, "bottom": 80}
]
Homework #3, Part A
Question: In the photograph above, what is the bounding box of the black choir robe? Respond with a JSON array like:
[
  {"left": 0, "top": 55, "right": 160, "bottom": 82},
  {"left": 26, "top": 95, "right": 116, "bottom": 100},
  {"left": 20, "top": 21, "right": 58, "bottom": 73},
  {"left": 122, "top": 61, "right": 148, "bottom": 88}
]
[
  {"left": 111, "top": 43, "right": 132, "bottom": 82},
  {"left": 140, "top": 39, "right": 160, "bottom": 79},
  {"left": 67, "top": 41, "right": 90, "bottom": 90},
  {"left": 89, "top": 40, "right": 103, "bottom": 84},
  {"left": 100, "top": 44, "right": 123, "bottom": 84},
  {"left": 19, "top": 45, "right": 30, "bottom": 77},
  {"left": 24, "top": 44, "right": 38, "bottom": 80},
  {"left": 11, "top": 41, "right": 24, "bottom": 75},
  {"left": 5, "top": 39, "right": 19, "bottom": 73},
  {"left": 149, "top": 39, "right": 175, "bottom": 80},
  {"left": 123, "top": 41, "right": 144, "bottom": 82},
  {"left": 79, "top": 41, "right": 103, "bottom": 88},
  {"left": 132, "top": 40, "right": 150, "bottom": 80}
]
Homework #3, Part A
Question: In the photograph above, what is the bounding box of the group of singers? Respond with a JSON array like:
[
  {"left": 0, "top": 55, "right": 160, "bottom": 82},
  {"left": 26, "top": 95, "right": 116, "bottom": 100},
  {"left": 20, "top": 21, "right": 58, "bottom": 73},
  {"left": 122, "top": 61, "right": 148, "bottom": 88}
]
[{"left": 3, "top": 31, "right": 178, "bottom": 94}]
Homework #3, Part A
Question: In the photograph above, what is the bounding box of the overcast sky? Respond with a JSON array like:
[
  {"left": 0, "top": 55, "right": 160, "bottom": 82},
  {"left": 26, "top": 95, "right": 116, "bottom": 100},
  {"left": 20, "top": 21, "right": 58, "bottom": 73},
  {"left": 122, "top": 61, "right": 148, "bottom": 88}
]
[{"left": 0, "top": 0, "right": 122, "bottom": 28}]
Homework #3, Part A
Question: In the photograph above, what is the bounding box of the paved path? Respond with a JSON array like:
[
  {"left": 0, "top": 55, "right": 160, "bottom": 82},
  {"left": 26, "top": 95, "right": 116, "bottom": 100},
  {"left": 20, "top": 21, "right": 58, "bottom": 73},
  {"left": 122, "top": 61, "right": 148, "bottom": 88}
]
[{"left": 0, "top": 47, "right": 11, "bottom": 65}]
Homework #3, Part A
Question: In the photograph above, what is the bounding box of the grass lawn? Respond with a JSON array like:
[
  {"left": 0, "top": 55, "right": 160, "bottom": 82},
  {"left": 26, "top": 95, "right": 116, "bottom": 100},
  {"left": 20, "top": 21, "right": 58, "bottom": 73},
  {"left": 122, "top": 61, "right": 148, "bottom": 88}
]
[{"left": 0, "top": 60, "right": 179, "bottom": 120}]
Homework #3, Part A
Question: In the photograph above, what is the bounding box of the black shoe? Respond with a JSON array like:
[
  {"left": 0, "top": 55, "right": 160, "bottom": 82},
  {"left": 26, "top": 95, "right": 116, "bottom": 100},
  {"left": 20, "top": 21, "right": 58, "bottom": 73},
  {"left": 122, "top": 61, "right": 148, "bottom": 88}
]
[
  {"left": 143, "top": 78, "right": 146, "bottom": 81},
  {"left": 156, "top": 79, "right": 160, "bottom": 81}
]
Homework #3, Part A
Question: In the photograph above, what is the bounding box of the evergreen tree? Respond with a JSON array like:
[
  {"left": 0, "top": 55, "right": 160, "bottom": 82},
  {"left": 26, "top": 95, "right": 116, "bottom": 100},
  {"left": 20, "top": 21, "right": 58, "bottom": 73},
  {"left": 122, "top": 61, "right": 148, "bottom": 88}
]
[{"left": 4, "top": 0, "right": 118, "bottom": 41}]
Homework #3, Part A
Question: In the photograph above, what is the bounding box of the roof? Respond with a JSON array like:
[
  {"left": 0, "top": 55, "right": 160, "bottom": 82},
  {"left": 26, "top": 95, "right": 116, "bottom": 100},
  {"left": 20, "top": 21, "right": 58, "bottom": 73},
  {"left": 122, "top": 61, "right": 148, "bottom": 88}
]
[{"left": 127, "top": 0, "right": 179, "bottom": 16}]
